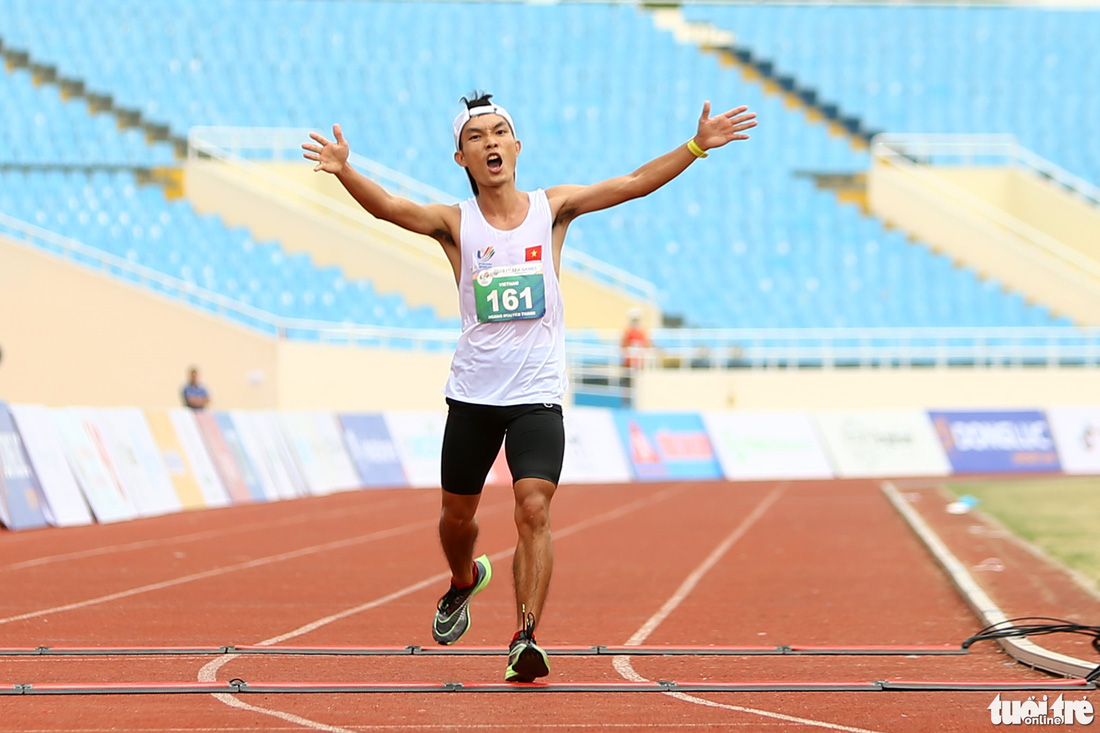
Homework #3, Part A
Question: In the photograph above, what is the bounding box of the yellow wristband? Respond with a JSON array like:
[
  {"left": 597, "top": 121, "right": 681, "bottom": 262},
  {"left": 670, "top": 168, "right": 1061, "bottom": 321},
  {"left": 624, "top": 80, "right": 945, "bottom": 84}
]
[{"left": 686, "top": 139, "right": 708, "bottom": 159}]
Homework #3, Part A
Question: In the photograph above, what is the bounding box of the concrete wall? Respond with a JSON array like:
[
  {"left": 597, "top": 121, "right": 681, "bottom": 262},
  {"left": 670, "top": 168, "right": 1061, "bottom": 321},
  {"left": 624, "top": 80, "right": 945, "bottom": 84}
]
[
  {"left": 0, "top": 233, "right": 455, "bottom": 410},
  {"left": 868, "top": 158, "right": 1100, "bottom": 325},
  {"left": 934, "top": 167, "right": 1100, "bottom": 266},
  {"left": 275, "top": 340, "right": 453, "bottom": 411},
  {"left": 0, "top": 234, "right": 279, "bottom": 408}
]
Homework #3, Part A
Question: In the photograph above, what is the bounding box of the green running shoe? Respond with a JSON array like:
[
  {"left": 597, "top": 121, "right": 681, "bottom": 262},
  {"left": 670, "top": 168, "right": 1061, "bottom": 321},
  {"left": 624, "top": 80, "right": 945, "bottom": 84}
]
[
  {"left": 432, "top": 554, "right": 492, "bottom": 645},
  {"left": 504, "top": 610, "right": 549, "bottom": 682}
]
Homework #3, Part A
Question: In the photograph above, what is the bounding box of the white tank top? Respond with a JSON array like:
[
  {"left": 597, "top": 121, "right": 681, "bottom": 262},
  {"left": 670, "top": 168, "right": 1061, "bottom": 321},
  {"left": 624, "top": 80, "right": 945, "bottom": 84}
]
[{"left": 444, "top": 189, "right": 567, "bottom": 406}]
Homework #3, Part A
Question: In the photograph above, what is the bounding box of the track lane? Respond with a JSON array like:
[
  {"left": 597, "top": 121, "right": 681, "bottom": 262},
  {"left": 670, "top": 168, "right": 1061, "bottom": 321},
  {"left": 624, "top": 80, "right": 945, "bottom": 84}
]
[{"left": 0, "top": 480, "right": 1077, "bottom": 732}]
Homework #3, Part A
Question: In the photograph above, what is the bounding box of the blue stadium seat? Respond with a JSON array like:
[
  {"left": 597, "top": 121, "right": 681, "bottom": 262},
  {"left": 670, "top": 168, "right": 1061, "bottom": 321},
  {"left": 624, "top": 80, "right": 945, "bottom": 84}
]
[{"left": 2, "top": 0, "right": 1088, "bottom": 333}]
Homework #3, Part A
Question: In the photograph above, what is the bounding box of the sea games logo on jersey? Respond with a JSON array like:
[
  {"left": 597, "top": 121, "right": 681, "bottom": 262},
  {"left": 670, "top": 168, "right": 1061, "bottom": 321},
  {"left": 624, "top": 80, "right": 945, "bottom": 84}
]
[
  {"left": 475, "top": 245, "right": 496, "bottom": 269},
  {"left": 988, "top": 694, "right": 1093, "bottom": 726}
]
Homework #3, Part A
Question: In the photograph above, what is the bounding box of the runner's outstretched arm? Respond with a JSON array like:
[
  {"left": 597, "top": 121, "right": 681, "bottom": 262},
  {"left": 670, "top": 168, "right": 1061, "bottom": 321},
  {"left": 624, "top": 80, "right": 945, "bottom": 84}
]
[
  {"left": 548, "top": 102, "right": 757, "bottom": 223},
  {"left": 302, "top": 124, "right": 455, "bottom": 241}
]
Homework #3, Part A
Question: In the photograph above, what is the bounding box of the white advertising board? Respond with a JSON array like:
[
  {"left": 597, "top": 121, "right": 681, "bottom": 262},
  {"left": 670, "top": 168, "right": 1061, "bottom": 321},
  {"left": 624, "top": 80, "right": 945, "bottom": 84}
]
[
  {"left": 703, "top": 411, "right": 834, "bottom": 481},
  {"left": 815, "top": 410, "right": 951, "bottom": 478},
  {"left": 7, "top": 404, "right": 93, "bottom": 527},
  {"left": 279, "top": 411, "right": 361, "bottom": 495},
  {"left": 230, "top": 411, "right": 296, "bottom": 500},
  {"left": 167, "top": 409, "right": 231, "bottom": 508},
  {"left": 384, "top": 411, "right": 447, "bottom": 489},
  {"left": 559, "top": 408, "right": 632, "bottom": 484},
  {"left": 110, "top": 408, "right": 184, "bottom": 516},
  {"left": 50, "top": 408, "right": 138, "bottom": 523},
  {"left": 83, "top": 408, "right": 180, "bottom": 517},
  {"left": 1047, "top": 406, "right": 1100, "bottom": 475}
]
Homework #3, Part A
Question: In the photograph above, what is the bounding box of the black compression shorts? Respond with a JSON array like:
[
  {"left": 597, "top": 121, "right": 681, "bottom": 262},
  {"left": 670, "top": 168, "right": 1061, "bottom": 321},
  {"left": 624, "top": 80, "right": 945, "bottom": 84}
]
[{"left": 440, "top": 398, "right": 565, "bottom": 496}]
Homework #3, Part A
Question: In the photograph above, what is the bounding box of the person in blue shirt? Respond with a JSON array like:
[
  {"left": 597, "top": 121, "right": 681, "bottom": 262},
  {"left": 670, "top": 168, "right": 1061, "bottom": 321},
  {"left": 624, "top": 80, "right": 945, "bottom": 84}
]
[{"left": 181, "top": 367, "right": 210, "bottom": 410}]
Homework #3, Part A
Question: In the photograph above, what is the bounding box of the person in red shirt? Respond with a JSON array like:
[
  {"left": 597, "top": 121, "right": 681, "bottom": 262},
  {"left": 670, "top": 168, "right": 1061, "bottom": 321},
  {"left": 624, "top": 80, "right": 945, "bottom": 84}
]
[{"left": 621, "top": 309, "right": 652, "bottom": 370}]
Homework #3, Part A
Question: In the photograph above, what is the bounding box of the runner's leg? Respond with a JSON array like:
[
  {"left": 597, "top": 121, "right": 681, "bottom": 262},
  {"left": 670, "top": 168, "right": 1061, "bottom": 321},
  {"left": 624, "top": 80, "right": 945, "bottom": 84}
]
[
  {"left": 440, "top": 399, "right": 505, "bottom": 585},
  {"left": 504, "top": 404, "right": 565, "bottom": 628}
]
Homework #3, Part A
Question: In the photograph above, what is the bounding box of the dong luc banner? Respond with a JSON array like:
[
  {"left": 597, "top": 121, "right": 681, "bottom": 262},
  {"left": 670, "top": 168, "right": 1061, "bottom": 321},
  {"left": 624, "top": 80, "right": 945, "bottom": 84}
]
[{"left": 929, "top": 410, "right": 1061, "bottom": 474}]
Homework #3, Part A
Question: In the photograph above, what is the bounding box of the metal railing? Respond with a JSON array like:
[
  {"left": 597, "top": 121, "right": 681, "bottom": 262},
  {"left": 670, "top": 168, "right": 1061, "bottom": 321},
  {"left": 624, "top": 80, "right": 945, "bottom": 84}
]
[
  {"left": 5, "top": 210, "right": 1098, "bottom": 372},
  {"left": 187, "top": 126, "right": 658, "bottom": 303},
  {"left": 872, "top": 134, "right": 1100, "bottom": 284},
  {"left": 567, "top": 326, "right": 1100, "bottom": 371},
  {"left": 873, "top": 134, "right": 1100, "bottom": 208},
  {"left": 0, "top": 212, "right": 460, "bottom": 352}
]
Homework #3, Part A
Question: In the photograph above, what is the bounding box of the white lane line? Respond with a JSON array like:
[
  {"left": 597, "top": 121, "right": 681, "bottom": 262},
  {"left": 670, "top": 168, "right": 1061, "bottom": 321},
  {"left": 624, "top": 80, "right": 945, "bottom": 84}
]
[
  {"left": 623, "top": 483, "right": 786, "bottom": 647},
  {"left": 0, "top": 515, "right": 442, "bottom": 626},
  {"left": 612, "top": 483, "right": 886, "bottom": 733},
  {"left": 199, "top": 484, "right": 688, "bottom": 732},
  {"left": 207, "top": 693, "right": 357, "bottom": 733},
  {"left": 1, "top": 495, "right": 432, "bottom": 572}
]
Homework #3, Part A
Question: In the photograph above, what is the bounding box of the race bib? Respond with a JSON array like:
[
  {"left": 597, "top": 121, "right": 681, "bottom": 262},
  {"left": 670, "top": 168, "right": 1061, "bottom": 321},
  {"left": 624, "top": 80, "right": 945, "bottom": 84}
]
[{"left": 473, "top": 262, "right": 546, "bottom": 323}]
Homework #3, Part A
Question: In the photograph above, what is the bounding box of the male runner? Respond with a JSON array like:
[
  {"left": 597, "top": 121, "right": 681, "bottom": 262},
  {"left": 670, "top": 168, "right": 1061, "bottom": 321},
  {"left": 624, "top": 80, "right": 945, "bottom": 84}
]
[{"left": 303, "top": 92, "right": 756, "bottom": 681}]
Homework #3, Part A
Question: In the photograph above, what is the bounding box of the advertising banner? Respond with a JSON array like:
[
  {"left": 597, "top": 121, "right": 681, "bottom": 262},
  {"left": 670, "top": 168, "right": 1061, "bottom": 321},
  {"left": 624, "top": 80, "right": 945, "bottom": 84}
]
[
  {"left": 213, "top": 412, "right": 269, "bottom": 502},
  {"left": 144, "top": 409, "right": 207, "bottom": 510},
  {"left": 384, "top": 411, "right": 446, "bottom": 489},
  {"left": 703, "top": 411, "right": 834, "bottom": 481},
  {"left": 929, "top": 410, "right": 1062, "bottom": 474},
  {"left": 340, "top": 413, "right": 408, "bottom": 488},
  {"left": 251, "top": 411, "right": 310, "bottom": 499},
  {"left": 51, "top": 408, "right": 138, "bottom": 523},
  {"left": 8, "top": 404, "right": 94, "bottom": 527},
  {"left": 256, "top": 410, "right": 310, "bottom": 498},
  {"left": 0, "top": 401, "right": 51, "bottom": 530},
  {"left": 99, "top": 408, "right": 183, "bottom": 517},
  {"left": 559, "top": 408, "right": 632, "bottom": 484},
  {"left": 613, "top": 411, "right": 722, "bottom": 481},
  {"left": 194, "top": 410, "right": 254, "bottom": 504},
  {"left": 1046, "top": 406, "right": 1100, "bottom": 475},
  {"left": 228, "top": 411, "right": 298, "bottom": 500},
  {"left": 167, "top": 409, "right": 231, "bottom": 508},
  {"left": 815, "top": 410, "right": 951, "bottom": 478},
  {"left": 278, "top": 411, "right": 361, "bottom": 495}
]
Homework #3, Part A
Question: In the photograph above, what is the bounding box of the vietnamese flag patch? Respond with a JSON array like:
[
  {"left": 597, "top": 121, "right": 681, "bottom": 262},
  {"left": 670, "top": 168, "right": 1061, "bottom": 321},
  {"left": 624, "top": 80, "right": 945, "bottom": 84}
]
[{"left": 525, "top": 245, "right": 542, "bottom": 262}]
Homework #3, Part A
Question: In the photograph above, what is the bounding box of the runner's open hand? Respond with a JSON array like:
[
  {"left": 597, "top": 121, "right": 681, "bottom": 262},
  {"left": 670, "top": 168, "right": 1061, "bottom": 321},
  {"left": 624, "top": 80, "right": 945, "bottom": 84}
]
[
  {"left": 302, "top": 124, "right": 350, "bottom": 173},
  {"left": 693, "top": 102, "right": 757, "bottom": 152}
]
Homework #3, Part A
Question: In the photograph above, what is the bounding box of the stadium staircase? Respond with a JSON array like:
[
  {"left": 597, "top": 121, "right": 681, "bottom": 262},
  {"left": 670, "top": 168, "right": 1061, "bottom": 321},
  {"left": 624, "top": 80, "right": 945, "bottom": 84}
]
[
  {"left": 649, "top": 4, "right": 1098, "bottom": 327},
  {"left": 0, "top": 35, "right": 185, "bottom": 195}
]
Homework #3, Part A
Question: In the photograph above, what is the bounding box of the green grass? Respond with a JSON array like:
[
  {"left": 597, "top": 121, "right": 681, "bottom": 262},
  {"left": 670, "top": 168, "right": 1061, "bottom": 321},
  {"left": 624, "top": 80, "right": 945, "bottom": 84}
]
[{"left": 947, "top": 477, "right": 1100, "bottom": 593}]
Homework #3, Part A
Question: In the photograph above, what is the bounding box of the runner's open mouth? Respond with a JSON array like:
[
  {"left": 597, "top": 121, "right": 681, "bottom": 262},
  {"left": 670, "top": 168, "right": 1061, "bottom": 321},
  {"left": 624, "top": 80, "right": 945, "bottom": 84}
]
[{"left": 487, "top": 154, "right": 503, "bottom": 173}]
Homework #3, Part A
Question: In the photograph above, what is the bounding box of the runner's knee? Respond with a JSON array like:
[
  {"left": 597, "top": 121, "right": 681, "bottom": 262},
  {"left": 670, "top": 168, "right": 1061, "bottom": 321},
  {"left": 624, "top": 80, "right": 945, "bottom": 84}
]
[
  {"left": 514, "top": 486, "right": 552, "bottom": 533},
  {"left": 441, "top": 492, "right": 481, "bottom": 525}
]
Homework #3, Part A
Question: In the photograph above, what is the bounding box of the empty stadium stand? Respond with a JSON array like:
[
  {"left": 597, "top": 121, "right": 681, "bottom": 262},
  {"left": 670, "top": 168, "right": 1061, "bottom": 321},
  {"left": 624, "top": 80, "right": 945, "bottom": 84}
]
[{"left": 1, "top": 0, "right": 1087, "bottom": 340}]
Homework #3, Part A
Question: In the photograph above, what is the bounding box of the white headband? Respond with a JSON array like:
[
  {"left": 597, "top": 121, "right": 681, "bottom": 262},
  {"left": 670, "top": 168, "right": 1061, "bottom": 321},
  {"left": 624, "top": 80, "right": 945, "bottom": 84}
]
[{"left": 452, "top": 103, "right": 516, "bottom": 151}]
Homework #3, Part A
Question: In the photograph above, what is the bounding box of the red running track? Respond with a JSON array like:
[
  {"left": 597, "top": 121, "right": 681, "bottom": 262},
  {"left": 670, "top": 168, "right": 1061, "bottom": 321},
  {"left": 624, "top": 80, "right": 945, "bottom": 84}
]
[{"left": 0, "top": 479, "right": 1089, "bottom": 731}]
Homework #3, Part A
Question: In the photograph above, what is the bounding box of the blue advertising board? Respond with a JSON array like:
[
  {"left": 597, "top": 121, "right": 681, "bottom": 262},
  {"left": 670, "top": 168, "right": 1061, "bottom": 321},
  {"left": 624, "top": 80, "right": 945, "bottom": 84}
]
[
  {"left": 612, "top": 411, "right": 722, "bottom": 481},
  {"left": 340, "top": 414, "right": 407, "bottom": 488},
  {"left": 929, "top": 410, "right": 1062, "bottom": 474},
  {"left": 0, "top": 402, "right": 51, "bottom": 529}
]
